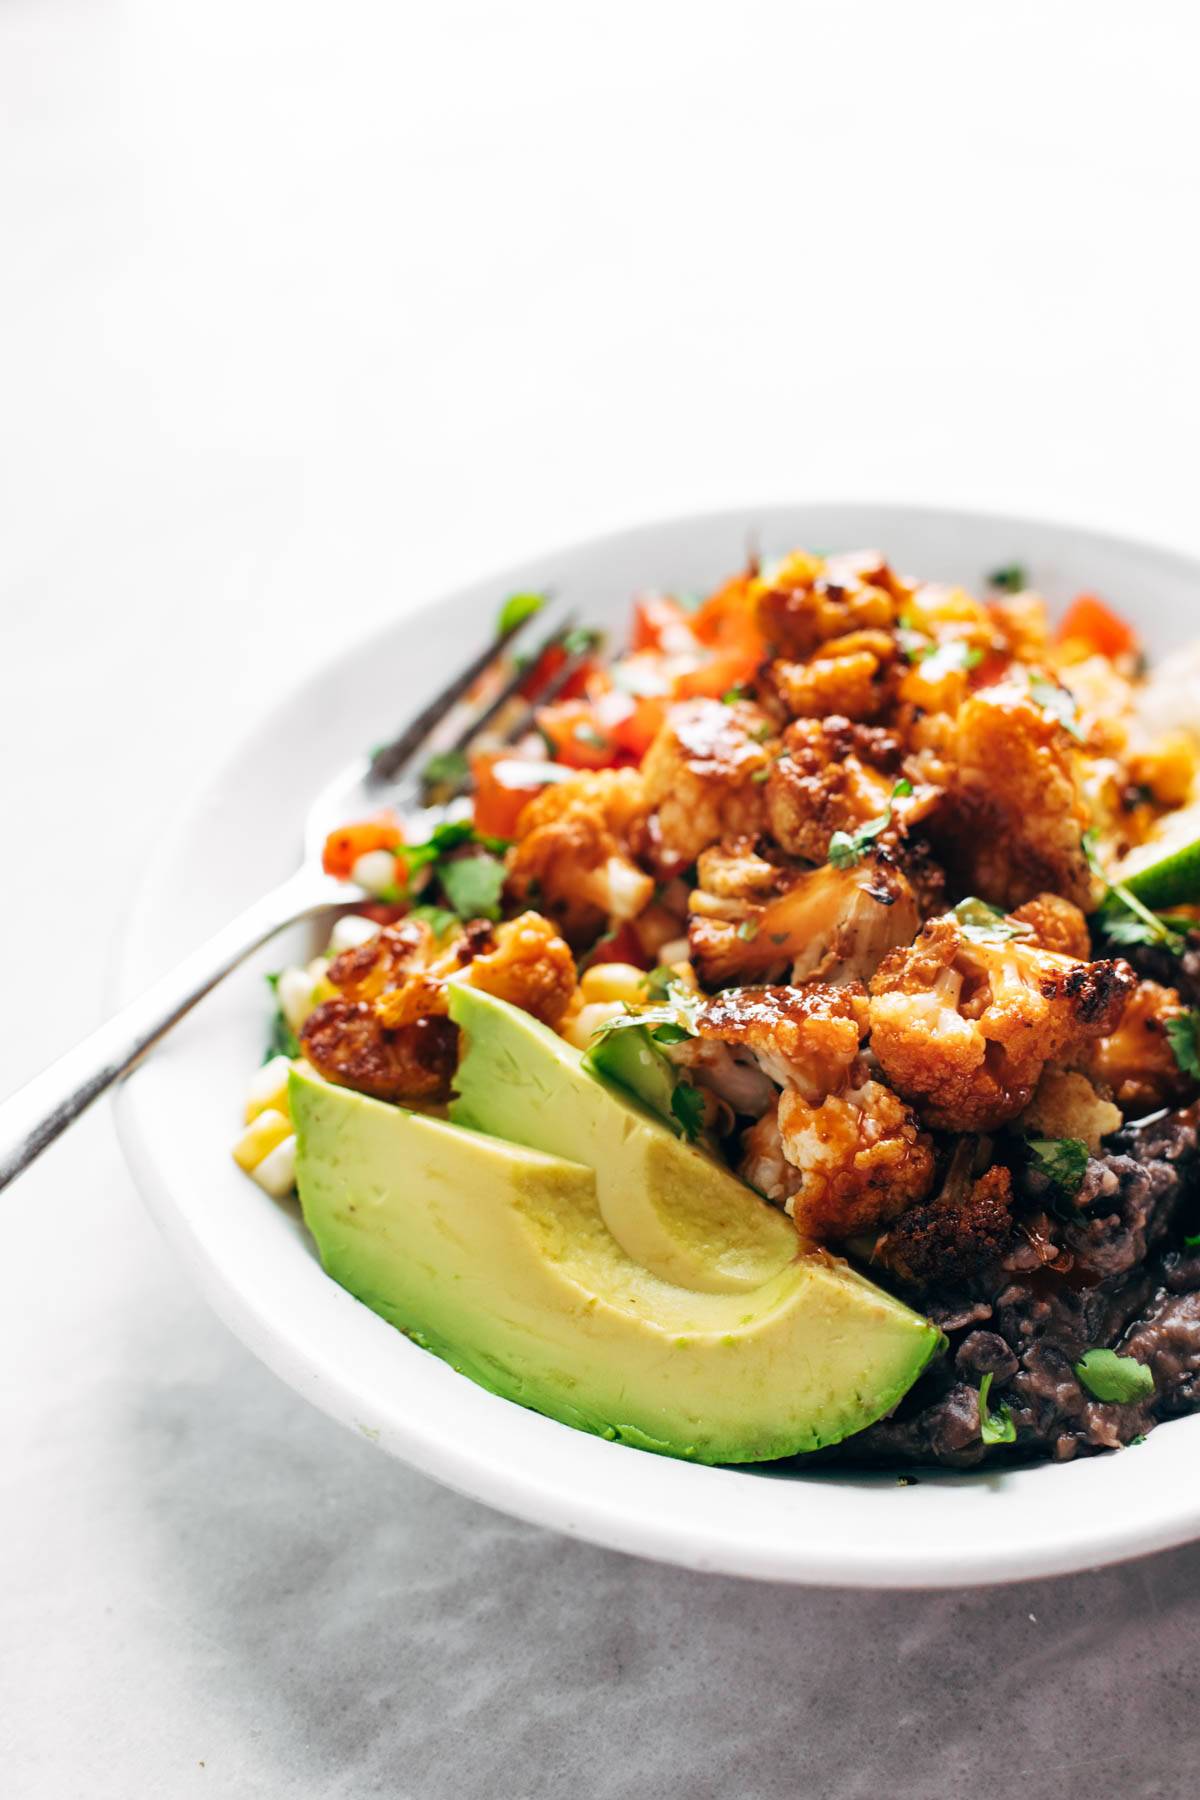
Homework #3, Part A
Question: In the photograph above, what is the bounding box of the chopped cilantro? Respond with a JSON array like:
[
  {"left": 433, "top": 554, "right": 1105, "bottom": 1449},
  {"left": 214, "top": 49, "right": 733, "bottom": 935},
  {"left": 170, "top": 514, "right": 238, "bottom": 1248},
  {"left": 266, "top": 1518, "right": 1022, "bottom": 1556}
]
[
  {"left": 1029, "top": 674, "right": 1083, "bottom": 740},
  {"left": 978, "top": 1372, "right": 1017, "bottom": 1446},
  {"left": 439, "top": 852, "right": 507, "bottom": 922},
  {"left": 407, "top": 903, "right": 459, "bottom": 938},
  {"left": 721, "top": 684, "right": 749, "bottom": 705},
  {"left": 645, "top": 965, "right": 679, "bottom": 1002},
  {"left": 1026, "top": 1135, "right": 1089, "bottom": 1199},
  {"left": 1182, "top": 1230, "right": 1200, "bottom": 1251},
  {"left": 670, "top": 1081, "right": 706, "bottom": 1141},
  {"left": 989, "top": 564, "right": 1029, "bottom": 594},
  {"left": 572, "top": 721, "right": 610, "bottom": 751},
  {"left": 562, "top": 625, "right": 604, "bottom": 659},
  {"left": 952, "top": 896, "right": 1034, "bottom": 945},
  {"left": 750, "top": 767, "right": 771, "bottom": 785},
  {"left": 496, "top": 591, "right": 547, "bottom": 635},
  {"left": 827, "top": 779, "right": 913, "bottom": 869},
  {"left": 1166, "top": 1011, "right": 1200, "bottom": 1080},
  {"left": 265, "top": 1008, "right": 301, "bottom": 1063},
  {"left": 421, "top": 748, "right": 471, "bottom": 789},
  {"left": 1085, "top": 834, "right": 1185, "bottom": 953},
  {"left": 737, "top": 918, "right": 760, "bottom": 941},
  {"left": 917, "top": 640, "right": 985, "bottom": 681},
  {"left": 1074, "top": 1348, "right": 1155, "bottom": 1405},
  {"left": 649, "top": 1021, "right": 692, "bottom": 1045}
]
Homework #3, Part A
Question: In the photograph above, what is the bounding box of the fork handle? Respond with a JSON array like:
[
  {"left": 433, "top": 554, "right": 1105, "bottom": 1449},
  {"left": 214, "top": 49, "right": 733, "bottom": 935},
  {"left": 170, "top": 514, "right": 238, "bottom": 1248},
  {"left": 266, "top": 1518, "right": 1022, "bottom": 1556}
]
[{"left": 0, "top": 867, "right": 347, "bottom": 1193}]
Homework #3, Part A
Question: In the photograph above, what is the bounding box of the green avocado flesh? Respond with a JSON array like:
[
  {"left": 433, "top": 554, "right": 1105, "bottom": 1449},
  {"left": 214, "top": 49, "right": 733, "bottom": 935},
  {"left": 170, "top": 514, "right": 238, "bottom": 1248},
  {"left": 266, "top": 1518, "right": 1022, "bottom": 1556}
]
[
  {"left": 449, "top": 983, "right": 795, "bottom": 1295},
  {"left": 290, "top": 1061, "right": 943, "bottom": 1465}
]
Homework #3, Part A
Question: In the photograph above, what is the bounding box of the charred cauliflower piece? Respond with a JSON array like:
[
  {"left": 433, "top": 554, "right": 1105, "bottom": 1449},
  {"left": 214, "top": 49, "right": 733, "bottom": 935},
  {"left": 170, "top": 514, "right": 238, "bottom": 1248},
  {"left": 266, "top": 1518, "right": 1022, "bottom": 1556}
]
[
  {"left": 693, "top": 983, "right": 934, "bottom": 1240},
  {"left": 761, "top": 629, "right": 898, "bottom": 724},
  {"left": 766, "top": 715, "right": 904, "bottom": 864},
  {"left": 695, "top": 983, "right": 868, "bottom": 1098},
  {"left": 1009, "top": 892, "right": 1092, "bottom": 959},
  {"left": 775, "top": 1076, "right": 935, "bottom": 1241},
  {"left": 876, "top": 1160, "right": 1014, "bottom": 1287},
  {"left": 753, "top": 549, "right": 903, "bottom": 659},
  {"left": 938, "top": 680, "right": 1102, "bottom": 911},
  {"left": 688, "top": 851, "right": 921, "bottom": 990},
  {"left": 1079, "top": 978, "right": 1197, "bottom": 1114},
  {"left": 868, "top": 914, "right": 1135, "bottom": 1132},
  {"left": 639, "top": 698, "right": 773, "bottom": 871},
  {"left": 301, "top": 1002, "right": 458, "bottom": 1103},
  {"left": 508, "top": 766, "right": 653, "bottom": 942},
  {"left": 465, "top": 910, "right": 579, "bottom": 1029},
  {"left": 302, "top": 910, "right": 580, "bottom": 1098}
]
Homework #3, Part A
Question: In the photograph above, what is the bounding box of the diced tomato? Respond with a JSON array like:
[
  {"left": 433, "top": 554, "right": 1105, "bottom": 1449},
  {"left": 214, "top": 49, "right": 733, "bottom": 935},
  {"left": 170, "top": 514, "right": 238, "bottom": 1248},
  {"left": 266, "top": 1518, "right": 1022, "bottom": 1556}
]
[
  {"left": 587, "top": 921, "right": 650, "bottom": 970},
  {"left": 322, "top": 813, "right": 403, "bottom": 878},
  {"left": 518, "top": 642, "right": 604, "bottom": 702},
  {"left": 690, "top": 573, "right": 763, "bottom": 650},
  {"left": 631, "top": 594, "right": 697, "bottom": 656},
  {"left": 673, "top": 642, "right": 765, "bottom": 701},
  {"left": 609, "top": 693, "right": 668, "bottom": 758},
  {"left": 1057, "top": 594, "right": 1139, "bottom": 660},
  {"left": 535, "top": 699, "right": 621, "bottom": 769},
  {"left": 470, "top": 750, "right": 558, "bottom": 838}
]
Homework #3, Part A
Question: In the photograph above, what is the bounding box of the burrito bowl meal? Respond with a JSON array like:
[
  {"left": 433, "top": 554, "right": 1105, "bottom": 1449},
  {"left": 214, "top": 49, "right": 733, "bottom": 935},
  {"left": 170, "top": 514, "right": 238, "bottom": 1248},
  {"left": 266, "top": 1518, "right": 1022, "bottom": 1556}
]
[{"left": 231, "top": 547, "right": 1200, "bottom": 1469}]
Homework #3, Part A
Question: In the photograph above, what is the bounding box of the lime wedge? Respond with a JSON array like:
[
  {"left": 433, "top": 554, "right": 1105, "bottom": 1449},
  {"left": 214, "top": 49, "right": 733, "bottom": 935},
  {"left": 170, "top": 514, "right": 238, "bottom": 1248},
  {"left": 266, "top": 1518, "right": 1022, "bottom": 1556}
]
[{"left": 1114, "top": 800, "right": 1200, "bottom": 907}]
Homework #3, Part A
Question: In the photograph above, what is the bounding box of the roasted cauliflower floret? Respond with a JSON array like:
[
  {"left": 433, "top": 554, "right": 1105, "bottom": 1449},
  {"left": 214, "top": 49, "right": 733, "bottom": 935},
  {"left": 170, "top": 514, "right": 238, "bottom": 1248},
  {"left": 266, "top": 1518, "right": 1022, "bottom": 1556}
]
[
  {"left": 766, "top": 715, "right": 904, "bottom": 864},
  {"left": 1009, "top": 892, "right": 1092, "bottom": 959},
  {"left": 989, "top": 592, "right": 1051, "bottom": 664},
  {"left": 753, "top": 550, "right": 901, "bottom": 659},
  {"left": 508, "top": 766, "right": 653, "bottom": 942},
  {"left": 325, "top": 916, "right": 434, "bottom": 1004},
  {"left": 868, "top": 914, "right": 1135, "bottom": 1132},
  {"left": 465, "top": 910, "right": 579, "bottom": 1029},
  {"left": 774, "top": 1077, "right": 935, "bottom": 1241},
  {"left": 761, "top": 629, "right": 898, "bottom": 724},
  {"left": 938, "top": 680, "right": 1102, "bottom": 910},
  {"left": 688, "top": 853, "right": 921, "bottom": 990},
  {"left": 695, "top": 983, "right": 868, "bottom": 1098},
  {"left": 1019, "top": 1068, "right": 1122, "bottom": 1155},
  {"left": 301, "top": 1001, "right": 457, "bottom": 1103},
  {"left": 639, "top": 698, "right": 773, "bottom": 871},
  {"left": 876, "top": 1161, "right": 1014, "bottom": 1287},
  {"left": 1078, "top": 978, "right": 1197, "bottom": 1114}
]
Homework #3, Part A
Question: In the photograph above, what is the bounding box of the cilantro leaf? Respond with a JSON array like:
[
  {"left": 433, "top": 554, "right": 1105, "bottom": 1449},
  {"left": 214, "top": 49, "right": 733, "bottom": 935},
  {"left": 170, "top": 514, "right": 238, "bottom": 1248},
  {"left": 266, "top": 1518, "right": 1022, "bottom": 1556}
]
[
  {"left": 670, "top": 1081, "right": 705, "bottom": 1141},
  {"left": 1095, "top": 880, "right": 1184, "bottom": 953},
  {"left": 265, "top": 1007, "right": 301, "bottom": 1062},
  {"left": 721, "top": 684, "right": 749, "bottom": 704},
  {"left": 1166, "top": 1011, "right": 1200, "bottom": 1080},
  {"left": 827, "top": 779, "right": 913, "bottom": 869},
  {"left": 989, "top": 564, "right": 1029, "bottom": 594},
  {"left": 407, "top": 903, "right": 459, "bottom": 938},
  {"left": 978, "top": 1372, "right": 1017, "bottom": 1446},
  {"left": 439, "top": 852, "right": 507, "bottom": 922},
  {"left": 496, "top": 591, "right": 547, "bottom": 635},
  {"left": 1074, "top": 1348, "right": 1155, "bottom": 1405},
  {"left": 1029, "top": 674, "right": 1083, "bottom": 740},
  {"left": 1183, "top": 1230, "right": 1200, "bottom": 1251},
  {"left": 918, "top": 640, "right": 985, "bottom": 680},
  {"left": 421, "top": 748, "right": 471, "bottom": 789},
  {"left": 953, "top": 896, "right": 1034, "bottom": 945},
  {"left": 645, "top": 966, "right": 680, "bottom": 1001},
  {"left": 1026, "top": 1136, "right": 1089, "bottom": 1199}
]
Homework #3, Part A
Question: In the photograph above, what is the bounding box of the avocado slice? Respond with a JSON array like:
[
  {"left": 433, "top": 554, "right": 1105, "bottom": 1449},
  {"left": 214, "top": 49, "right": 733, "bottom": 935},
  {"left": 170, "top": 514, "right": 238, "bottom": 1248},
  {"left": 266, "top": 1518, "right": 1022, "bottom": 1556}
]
[
  {"left": 290, "top": 1066, "right": 945, "bottom": 1463},
  {"left": 448, "top": 983, "right": 794, "bottom": 1295}
]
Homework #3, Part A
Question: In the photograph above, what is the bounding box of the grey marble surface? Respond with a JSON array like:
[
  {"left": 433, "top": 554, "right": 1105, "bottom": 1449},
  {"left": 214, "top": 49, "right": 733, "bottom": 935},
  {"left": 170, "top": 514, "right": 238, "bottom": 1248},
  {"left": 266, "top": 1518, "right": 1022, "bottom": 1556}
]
[{"left": 4, "top": 3, "right": 1200, "bottom": 1795}]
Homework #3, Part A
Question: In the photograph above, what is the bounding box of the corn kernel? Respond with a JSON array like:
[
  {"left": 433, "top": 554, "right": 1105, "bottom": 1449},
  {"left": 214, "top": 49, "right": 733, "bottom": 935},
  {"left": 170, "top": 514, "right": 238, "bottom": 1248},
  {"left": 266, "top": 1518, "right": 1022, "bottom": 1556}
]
[
  {"left": 328, "top": 913, "right": 381, "bottom": 955},
  {"left": 278, "top": 966, "right": 318, "bottom": 1034},
  {"left": 579, "top": 961, "right": 648, "bottom": 1006},
  {"left": 250, "top": 1134, "right": 297, "bottom": 1198},
  {"left": 232, "top": 1107, "right": 292, "bottom": 1173},
  {"left": 561, "top": 1000, "right": 625, "bottom": 1049},
  {"left": 244, "top": 1055, "right": 292, "bottom": 1124}
]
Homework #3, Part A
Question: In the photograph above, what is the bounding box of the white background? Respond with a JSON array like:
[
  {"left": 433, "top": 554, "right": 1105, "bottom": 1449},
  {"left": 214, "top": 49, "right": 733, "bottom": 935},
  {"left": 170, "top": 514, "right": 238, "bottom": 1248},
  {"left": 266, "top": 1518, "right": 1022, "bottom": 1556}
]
[{"left": 3, "top": 3, "right": 1200, "bottom": 1795}]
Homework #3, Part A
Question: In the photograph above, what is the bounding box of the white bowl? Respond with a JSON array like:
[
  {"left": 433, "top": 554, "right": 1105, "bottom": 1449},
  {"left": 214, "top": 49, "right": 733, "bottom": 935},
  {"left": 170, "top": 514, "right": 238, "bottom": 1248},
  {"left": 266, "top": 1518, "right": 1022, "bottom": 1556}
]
[{"left": 115, "top": 502, "right": 1200, "bottom": 1588}]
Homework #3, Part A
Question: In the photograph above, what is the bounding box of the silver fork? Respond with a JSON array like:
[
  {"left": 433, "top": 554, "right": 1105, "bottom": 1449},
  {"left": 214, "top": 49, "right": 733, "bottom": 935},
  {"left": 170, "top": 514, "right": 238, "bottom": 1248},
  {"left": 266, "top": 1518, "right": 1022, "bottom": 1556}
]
[{"left": 0, "top": 606, "right": 591, "bottom": 1192}]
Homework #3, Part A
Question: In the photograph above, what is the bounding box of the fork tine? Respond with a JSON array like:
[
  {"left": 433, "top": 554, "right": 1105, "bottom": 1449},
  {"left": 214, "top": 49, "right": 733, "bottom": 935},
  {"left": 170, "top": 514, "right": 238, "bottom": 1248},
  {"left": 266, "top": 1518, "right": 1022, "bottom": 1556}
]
[
  {"left": 494, "top": 639, "right": 598, "bottom": 748},
  {"left": 434, "top": 614, "right": 582, "bottom": 760},
  {"left": 366, "top": 605, "right": 550, "bottom": 783}
]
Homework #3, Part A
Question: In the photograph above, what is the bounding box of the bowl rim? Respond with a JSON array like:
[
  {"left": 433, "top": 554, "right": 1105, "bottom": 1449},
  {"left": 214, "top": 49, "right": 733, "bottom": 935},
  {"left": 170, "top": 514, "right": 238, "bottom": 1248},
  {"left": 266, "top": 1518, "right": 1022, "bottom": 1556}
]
[{"left": 112, "top": 499, "right": 1200, "bottom": 1588}]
